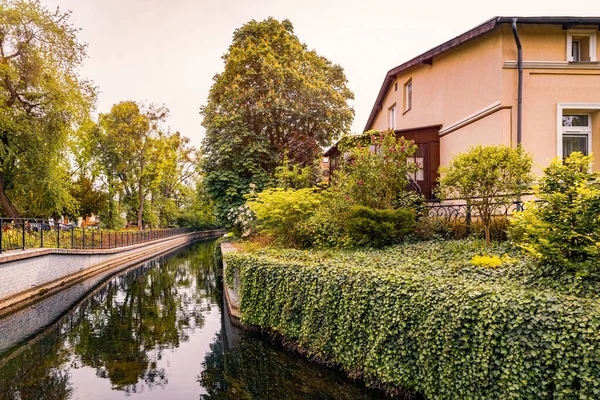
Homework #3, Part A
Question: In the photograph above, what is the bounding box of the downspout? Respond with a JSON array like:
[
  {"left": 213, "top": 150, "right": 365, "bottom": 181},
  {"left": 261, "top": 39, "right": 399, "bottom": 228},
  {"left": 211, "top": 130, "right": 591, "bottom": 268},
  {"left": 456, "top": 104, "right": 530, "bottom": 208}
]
[
  {"left": 511, "top": 18, "right": 523, "bottom": 145},
  {"left": 511, "top": 18, "right": 524, "bottom": 211}
]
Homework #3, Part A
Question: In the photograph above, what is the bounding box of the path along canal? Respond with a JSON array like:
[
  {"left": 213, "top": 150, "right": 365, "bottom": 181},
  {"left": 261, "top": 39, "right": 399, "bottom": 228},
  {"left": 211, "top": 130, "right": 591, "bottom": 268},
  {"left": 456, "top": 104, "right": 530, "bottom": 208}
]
[{"left": 0, "top": 239, "right": 387, "bottom": 399}]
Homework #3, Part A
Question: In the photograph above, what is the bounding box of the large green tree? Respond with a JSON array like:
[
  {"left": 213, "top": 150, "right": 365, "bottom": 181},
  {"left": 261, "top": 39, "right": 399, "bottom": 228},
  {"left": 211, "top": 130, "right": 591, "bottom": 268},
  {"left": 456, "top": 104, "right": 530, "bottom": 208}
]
[
  {"left": 200, "top": 17, "right": 354, "bottom": 221},
  {"left": 150, "top": 131, "right": 200, "bottom": 227},
  {"left": 0, "top": 0, "right": 95, "bottom": 217},
  {"left": 97, "top": 101, "right": 166, "bottom": 230}
]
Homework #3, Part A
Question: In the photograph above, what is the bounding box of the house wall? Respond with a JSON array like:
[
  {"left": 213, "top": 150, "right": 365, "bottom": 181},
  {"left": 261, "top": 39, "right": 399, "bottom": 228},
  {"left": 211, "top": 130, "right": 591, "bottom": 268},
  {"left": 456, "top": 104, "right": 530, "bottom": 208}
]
[
  {"left": 369, "top": 22, "right": 600, "bottom": 173},
  {"left": 439, "top": 109, "right": 510, "bottom": 168},
  {"left": 371, "top": 29, "right": 504, "bottom": 135},
  {"left": 501, "top": 24, "right": 600, "bottom": 171}
]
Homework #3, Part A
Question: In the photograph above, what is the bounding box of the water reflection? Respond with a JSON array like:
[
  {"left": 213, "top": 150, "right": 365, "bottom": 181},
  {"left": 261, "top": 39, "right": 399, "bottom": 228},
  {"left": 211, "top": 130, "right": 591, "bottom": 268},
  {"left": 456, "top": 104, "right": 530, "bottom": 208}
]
[{"left": 0, "top": 240, "right": 386, "bottom": 399}]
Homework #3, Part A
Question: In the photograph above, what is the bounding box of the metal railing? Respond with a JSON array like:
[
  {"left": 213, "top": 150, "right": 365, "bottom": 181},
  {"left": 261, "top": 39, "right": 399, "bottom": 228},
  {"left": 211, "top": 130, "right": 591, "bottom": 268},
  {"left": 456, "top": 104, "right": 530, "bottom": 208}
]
[
  {"left": 418, "top": 198, "right": 541, "bottom": 236},
  {"left": 0, "top": 218, "right": 198, "bottom": 254}
]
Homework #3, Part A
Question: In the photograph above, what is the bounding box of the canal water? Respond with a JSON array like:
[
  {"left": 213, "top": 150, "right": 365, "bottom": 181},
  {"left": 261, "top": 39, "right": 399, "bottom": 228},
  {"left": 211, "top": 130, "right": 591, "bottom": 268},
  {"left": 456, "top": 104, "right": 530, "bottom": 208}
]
[{"left": 0, "top": 240, "right": 387, "bottom": 399}]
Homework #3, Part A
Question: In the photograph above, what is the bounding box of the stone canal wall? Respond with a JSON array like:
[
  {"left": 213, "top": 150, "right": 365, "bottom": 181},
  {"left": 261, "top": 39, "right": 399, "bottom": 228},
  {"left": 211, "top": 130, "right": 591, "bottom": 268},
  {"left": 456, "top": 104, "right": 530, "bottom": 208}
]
[
  {"left": 220, "top": 242, "right": 243, "bottom": 327},
  {"left": 0, "top": 229, "right": 225, "bottom": 315}
]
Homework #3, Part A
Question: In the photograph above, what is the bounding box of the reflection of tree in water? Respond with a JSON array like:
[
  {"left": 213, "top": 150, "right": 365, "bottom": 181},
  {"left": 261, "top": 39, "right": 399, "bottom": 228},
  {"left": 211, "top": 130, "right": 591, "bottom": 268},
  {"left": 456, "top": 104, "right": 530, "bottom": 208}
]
[
  {"left": 198, "top": 332, "right": 386, "bottom": 400},
  {"left": 67, "top": 240, "right": 220, "bottom": 394},
  {"left": 0, "top": 338, "right": 73, "bottom": 400}
]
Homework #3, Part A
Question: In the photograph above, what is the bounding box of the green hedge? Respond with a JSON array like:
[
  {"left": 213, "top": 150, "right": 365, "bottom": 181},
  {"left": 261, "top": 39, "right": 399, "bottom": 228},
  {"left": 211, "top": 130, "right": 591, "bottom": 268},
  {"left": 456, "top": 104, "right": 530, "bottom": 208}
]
[
  {"left": 224, "top": 247, "right": 600, "bottom": 399},
  {"left": 346, "top": 206, "right": 414, "bottom": 248}
]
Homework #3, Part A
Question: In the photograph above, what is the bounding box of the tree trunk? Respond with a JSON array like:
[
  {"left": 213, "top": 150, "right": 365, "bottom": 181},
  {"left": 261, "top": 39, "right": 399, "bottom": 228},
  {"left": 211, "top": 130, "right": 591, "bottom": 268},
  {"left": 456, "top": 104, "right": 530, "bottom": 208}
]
[
  {"left": 0, "top": 171, "right": 20, "bottom": 218},
  {"left": 137, "top": 183, "right": 144, "bottom": 230}
]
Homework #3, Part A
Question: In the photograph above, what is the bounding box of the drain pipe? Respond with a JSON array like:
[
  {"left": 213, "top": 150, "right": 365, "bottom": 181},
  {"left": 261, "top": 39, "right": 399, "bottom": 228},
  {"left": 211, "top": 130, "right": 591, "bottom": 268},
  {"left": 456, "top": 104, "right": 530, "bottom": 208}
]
[{"left": 511, "top": 18, "right": 523, "bottom": 145}]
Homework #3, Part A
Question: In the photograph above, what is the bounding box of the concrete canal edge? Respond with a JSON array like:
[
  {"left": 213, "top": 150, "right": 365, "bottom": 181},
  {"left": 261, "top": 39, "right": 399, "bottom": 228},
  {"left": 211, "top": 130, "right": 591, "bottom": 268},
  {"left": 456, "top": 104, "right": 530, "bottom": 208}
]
[
  {"left": 220, "top": 242, "right": 244, "bottom": 328},
  {"left": 0, "top": 229, "right": 226, "bottom": 317}
]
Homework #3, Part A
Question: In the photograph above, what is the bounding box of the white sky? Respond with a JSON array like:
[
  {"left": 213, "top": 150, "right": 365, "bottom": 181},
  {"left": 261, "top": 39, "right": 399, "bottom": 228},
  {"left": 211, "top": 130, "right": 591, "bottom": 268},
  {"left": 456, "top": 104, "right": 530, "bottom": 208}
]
[{"left": 43, "top": 0, "right": 600, "bottom": 148}]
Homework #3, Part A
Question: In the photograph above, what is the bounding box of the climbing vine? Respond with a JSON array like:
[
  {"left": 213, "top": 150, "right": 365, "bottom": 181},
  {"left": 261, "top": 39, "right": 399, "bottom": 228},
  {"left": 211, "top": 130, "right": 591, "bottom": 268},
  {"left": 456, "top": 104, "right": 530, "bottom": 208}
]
[{"left": 224, "top": 248, "right": 600, "bottom": 399}]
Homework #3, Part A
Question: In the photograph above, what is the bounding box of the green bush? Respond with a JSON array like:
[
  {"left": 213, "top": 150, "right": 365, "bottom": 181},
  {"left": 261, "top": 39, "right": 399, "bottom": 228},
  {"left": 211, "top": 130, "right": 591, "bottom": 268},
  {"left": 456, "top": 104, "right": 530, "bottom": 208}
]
[
  {"left": 438, "top": 145, "right": 533, "bottom": 245},
  {"left": 246, "top": 187, "right": 322, "bottom": 247},
  {"left": 415, "top": 214, "right": 510, "bottom": 241},
  {"left": 334, "top": 130, "right": 418, "bottom": 209},
  {"left": 510, "top": 152, "right": 600, "bottom": 275},
  {"left": 225, "top": 243, "right": 600, "bottom": 400},
  {"left": 293, "top": 192, "right": 352, "bottom": 249},
  {"left": 346, "top": 206, "right": 414, "bottom": 247}
]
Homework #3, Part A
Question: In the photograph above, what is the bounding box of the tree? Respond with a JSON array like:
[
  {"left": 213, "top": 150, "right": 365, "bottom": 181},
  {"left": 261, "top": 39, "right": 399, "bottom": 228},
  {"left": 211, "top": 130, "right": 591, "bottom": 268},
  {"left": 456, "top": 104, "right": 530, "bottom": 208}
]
[
  {"left": 438, "top": 144, "right": 533, "bottom": 246},
  {"left": 0, "top": 0, "right": 95, "bottom": 217},
  {"left": 151, "top": 132, "right": 200, "bottom": 227},
  {"left": 201, "top": 17, "right": 354, "bottom": 222},
  {"left": 69, "top": 175, "right": 108, "bottom": 221},
  {"left": 97, "top": 101, "right": 166, "bottom": 230}
]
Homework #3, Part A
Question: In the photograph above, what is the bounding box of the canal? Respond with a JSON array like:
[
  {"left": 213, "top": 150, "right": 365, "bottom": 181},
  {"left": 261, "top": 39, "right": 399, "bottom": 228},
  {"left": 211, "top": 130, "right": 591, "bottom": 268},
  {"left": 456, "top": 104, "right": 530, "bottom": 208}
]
[{"left": 0, "top": 240, "right": 387, "bottom": 399}]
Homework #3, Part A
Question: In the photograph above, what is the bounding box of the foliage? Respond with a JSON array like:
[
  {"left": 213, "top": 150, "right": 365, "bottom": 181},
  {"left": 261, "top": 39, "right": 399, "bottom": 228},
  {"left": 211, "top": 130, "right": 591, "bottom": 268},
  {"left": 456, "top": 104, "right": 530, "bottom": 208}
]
[
  {"left": 438, "top": 145, "right": 533, "bottom": 246},
  {"left": 469, "top": 254, "right": 515, "bottom": 268},
  {"left": 346, "top": 206, "right": 414, "bottom": 248},
  {"left": 96, "top": 101, "right": 171, "bottom": 229},
  {"left": 151, "top": 132, "right": 201, "bottom": 227},
  {"left": 97, "top": 199, "right": 124, "bottom": 229},
  {"left": 201, "top": 17, "right": 354, "bottom": 222},
  {"left": 414, "top": 214, "right": 510, "bottom": 242},
  {"left": 292, "top": 191, "right": 352, "bottom": 249},
  {"left": 274, "top": 153, "right": 317, "bottom": 190},
  {"left": 0, "top": 0, "right": 96, "bottom": 217},
  {"left": 334, "top": 130, "right": 418, "bottom": 209},
  {"left": 246, "top": 187, "right": 322, "bottom": 247},
  {"left": 69, "top": 175, "right": 108, "bottom": 219},
  {"left": 225, "top": 240, "right": 600, "bottom": 399},
  {"left": 510, "top": 152, "right": 600, "bottom": 275},
  {"left": 174, "top": 179, "right": 216, "bottom": 228},
  {"left": 227, "top": 203, "right": 256, "bottom": 237}
]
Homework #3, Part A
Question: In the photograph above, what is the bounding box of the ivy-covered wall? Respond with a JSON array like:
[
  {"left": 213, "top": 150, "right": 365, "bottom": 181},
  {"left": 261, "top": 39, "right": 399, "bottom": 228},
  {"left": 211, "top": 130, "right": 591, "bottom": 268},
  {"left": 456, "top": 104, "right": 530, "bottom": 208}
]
[{"left": 224, "top": 251, "right": 600, "bottom": 399}]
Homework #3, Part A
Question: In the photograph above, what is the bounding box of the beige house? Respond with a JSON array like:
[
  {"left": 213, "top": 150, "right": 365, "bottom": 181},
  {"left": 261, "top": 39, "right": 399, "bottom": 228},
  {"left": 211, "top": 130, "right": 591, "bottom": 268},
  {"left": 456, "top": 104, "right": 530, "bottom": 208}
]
[{"left": 329, "top": 17, "right": 600, "bottom": 199}]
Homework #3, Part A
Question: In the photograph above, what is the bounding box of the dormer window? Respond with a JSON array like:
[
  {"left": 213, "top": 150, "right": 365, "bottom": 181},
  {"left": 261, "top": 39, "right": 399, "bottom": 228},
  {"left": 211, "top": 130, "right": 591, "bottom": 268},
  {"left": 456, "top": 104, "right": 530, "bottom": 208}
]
[{"left": 567, "top": 29, "right": 597, "bottom": 62}]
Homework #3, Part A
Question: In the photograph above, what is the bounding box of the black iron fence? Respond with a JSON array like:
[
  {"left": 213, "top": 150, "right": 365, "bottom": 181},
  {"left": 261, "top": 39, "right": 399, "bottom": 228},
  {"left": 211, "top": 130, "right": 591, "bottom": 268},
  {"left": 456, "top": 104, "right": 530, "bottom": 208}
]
[
  {"left": 0, "top": 218, "right": 198, "bottom": 254},
  {"left": 417, "top": 198, "right": 537, "bottom": 238},
  {"left": 421, "top": 200, "right": 526, "bottom": 224}
]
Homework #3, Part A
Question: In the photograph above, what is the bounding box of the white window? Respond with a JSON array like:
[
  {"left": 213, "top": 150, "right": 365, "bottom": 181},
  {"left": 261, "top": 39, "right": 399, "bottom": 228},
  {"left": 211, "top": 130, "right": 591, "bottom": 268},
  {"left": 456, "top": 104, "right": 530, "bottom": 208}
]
[
  {"left": 389, "top": 105, "right": 396, "bottom": 129},
  {"left": 562, "top": 114, "right": 591, "bottom": 156},
  {"left": 567, "top": 30, "right": 597, "bottom": 62},
  {"left": 404, "top": 80, "right": 413, "bottom": 111}
]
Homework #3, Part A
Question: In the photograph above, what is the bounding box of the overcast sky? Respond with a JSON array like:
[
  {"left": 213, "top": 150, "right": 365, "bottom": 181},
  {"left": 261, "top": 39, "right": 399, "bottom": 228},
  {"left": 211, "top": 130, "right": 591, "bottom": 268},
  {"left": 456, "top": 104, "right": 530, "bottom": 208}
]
[{"left": 43, "top": 0, "right": 600, "bottom": 148}]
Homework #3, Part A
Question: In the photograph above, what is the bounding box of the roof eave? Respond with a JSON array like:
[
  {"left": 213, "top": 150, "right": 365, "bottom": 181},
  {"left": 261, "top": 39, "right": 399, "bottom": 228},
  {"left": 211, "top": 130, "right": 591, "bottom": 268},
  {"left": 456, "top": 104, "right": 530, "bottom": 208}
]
[{"left": 363, "top": 16, "right": 600, "bottom": 132}]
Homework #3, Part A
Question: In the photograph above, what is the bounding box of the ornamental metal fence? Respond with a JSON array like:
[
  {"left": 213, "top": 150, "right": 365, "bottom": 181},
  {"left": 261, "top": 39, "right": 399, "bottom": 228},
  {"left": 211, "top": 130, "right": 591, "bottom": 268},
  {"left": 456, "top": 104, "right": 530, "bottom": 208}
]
[
  {"left": 0, "top": 218, "right": 198, "bottom": 254},
  {"left": 417, "top": 197, "right": 539, "bottom": 237}
]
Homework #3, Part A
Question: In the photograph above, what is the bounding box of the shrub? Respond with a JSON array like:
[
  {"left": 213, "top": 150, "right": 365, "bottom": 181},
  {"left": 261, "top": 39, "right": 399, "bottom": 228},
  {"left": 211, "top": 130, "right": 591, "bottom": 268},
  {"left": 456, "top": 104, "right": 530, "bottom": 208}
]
[
  {"left": 334, "top": 130, "right": 418, "bottom": 209},
  {"left": 293, "top": 192, "right": 352, "bottom": 249},
  {"left": 438, "top": 145, "right": 533, "bottom": 245},
  {"left": 346, "top": 206, "right": 414, "bottom": 248},
  {"left": 225, "top": 246, "right": 600, "bottom": 399},
  {"left": 415, "top": 214, "right": 510, "bottom": 241},
  {"left": 510, "top": 152, "right": 600, "bottom": 275},
  {"left": 245, "top": 187, "right": 322, "bottom": 247}
]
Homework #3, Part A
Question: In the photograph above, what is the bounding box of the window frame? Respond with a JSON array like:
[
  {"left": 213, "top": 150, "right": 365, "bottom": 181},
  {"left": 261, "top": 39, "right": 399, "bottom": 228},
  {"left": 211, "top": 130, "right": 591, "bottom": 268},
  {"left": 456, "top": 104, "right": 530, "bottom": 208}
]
[
  {"left": 566, "top": 29, "right": 597, "bottom": 62},
  {"left": 404, "top": 79, "right": 413, "bottom": 112},
  {"left": 388, "top": 104, "right": 396, "bottom": 130},
  {"left": 560, "top": 113, "right": 592, "bottom": 157}
]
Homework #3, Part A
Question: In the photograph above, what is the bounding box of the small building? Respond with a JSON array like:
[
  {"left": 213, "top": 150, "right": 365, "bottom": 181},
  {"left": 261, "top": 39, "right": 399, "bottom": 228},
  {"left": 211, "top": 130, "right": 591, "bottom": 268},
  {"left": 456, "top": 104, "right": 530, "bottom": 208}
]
[{"left": 327, "top": 16, "right": 600, "bottom": 199}]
